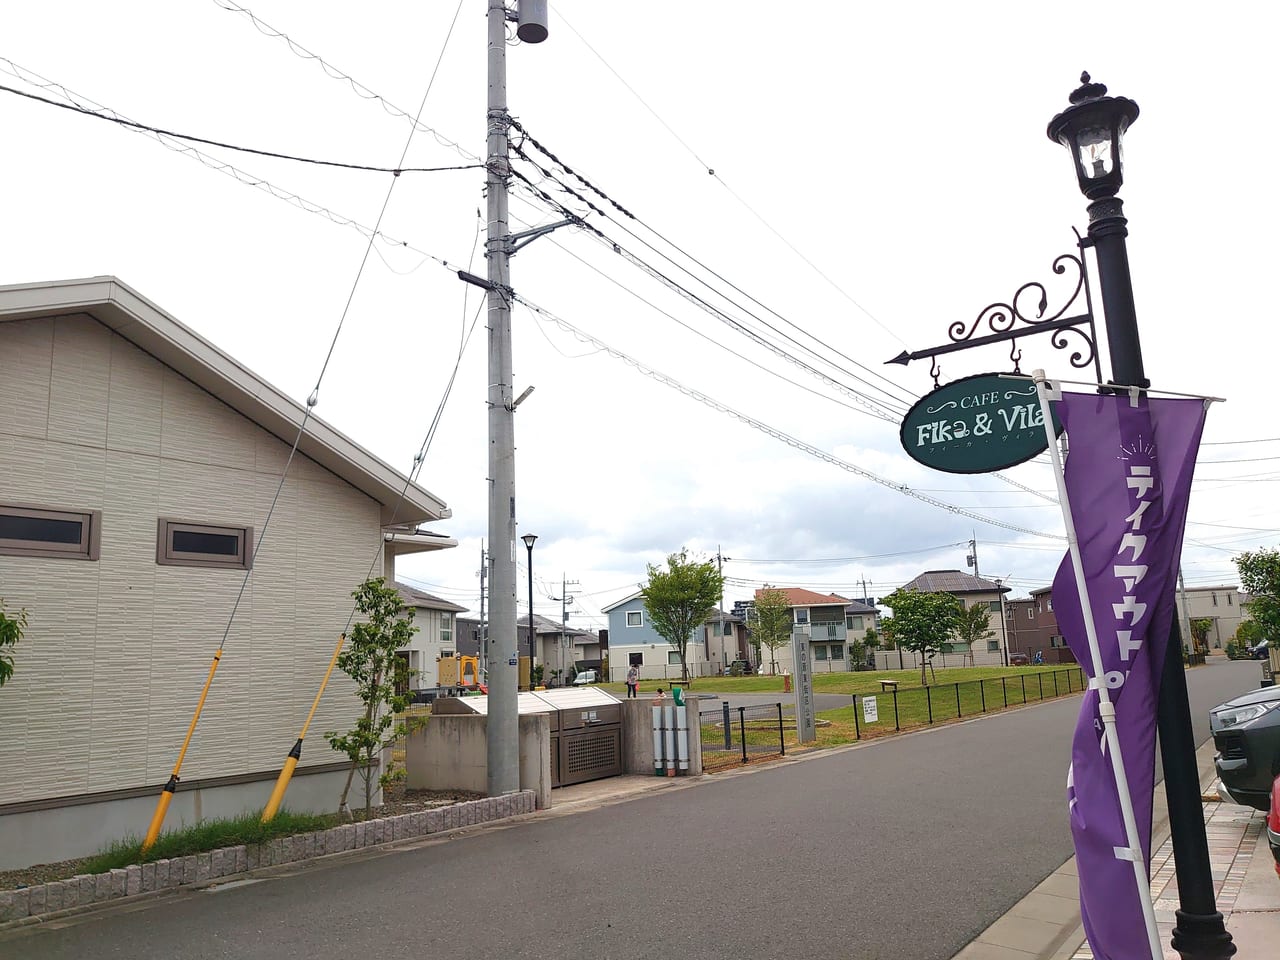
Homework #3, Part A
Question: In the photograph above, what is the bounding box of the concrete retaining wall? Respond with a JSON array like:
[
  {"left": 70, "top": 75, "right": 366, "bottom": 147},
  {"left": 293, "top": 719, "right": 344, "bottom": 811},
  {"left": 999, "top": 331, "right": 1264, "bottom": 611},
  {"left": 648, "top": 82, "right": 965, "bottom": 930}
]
[
  {"left": 0, "top": 792, "right": 536, "bottom": 927},
  {"left": 619, "top": 699, "right": 702, "bottom": 777},
  {"left": 404, "top": 713, "right": 552, "bottom": 809}
]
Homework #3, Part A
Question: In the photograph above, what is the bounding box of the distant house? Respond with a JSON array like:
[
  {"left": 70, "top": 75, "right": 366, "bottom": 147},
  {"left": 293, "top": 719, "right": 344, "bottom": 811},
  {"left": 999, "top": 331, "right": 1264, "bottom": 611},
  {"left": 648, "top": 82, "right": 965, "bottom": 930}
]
[
  {"left": 1004, "top": 587, "right": 1072, "bottom": 664},
  {"left": 702, "top": 608, "right": 750, "bottom": 674},
  {"left": 518, "top": 614, "right": 604, "bottom": 683},
  {"left": 1177, "top": 585, "right": 1248, "bottom": 650},
  {"left": 0, "top": 277, "right": 454, "bottom": 869},
  {"left": 601, "top": 592, "right": 712, "bottom": 682},
  {"left": 890, "top": 570, "right": 1012, "bottom": 666},
  {"left": 751, "top": 588, "right": 882, "bottom": 675},
  {"left": 394, "top": 582, "right": 467, "bottom": 691}
]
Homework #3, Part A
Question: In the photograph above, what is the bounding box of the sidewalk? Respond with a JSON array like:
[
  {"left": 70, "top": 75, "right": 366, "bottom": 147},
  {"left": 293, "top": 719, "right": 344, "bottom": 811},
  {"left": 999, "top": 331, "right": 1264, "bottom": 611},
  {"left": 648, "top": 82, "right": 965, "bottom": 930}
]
[{"left": 953, "top": 747, "right": 1279, "bottom": 960}]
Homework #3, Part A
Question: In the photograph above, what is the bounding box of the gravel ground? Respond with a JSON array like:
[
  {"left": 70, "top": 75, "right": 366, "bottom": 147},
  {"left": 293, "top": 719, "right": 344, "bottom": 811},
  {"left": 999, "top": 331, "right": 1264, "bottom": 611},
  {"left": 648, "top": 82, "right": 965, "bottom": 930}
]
[{"left": 0, "top": 786, "right": 482, "bottom": 893}]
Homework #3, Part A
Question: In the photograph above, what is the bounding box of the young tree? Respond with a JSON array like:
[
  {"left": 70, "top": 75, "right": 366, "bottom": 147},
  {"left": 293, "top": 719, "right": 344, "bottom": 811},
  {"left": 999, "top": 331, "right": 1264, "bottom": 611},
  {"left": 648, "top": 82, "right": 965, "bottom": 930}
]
[
  {"left": 1235, "top": 548, "right": 1280, "bottom": 643},
  {"left": 0, "top": 600, "right": 27, "bottom": 688},
  {"left": 751, "top": 586, "right": 793, "bottom": 675},
  {"left": 642, "top": 549, "right": 724, "bottom": 685},
  {"left": 880, "top": 589, "right": 963, "bottom": 685},
  {"left": 326, "top": 578, "right": 417, "bottom": 820},
  {"left": 1189, "top": 617, "right": 1214, "bottom": 653},
  {"left": 953, "top": 603, "right": 994, "bottom": 665}
]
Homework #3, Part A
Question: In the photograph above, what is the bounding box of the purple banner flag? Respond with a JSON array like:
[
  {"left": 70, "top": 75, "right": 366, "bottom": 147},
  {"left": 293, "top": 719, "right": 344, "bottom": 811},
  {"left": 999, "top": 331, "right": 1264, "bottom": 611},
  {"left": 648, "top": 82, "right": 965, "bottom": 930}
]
[{"left": 1052, "top": 392, "right": 1207, "bottom": 960}]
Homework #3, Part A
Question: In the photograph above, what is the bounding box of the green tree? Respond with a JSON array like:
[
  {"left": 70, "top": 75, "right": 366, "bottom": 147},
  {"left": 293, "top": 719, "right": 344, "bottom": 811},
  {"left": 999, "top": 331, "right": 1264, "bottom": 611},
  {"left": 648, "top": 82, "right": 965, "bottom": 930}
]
[
  {"left": 751, "top": 586, "right": 793, "bottom": 675},
  {"left": 1235, "top": 548, "right": 1280, "bottom": 644},
  {"left": 1234, "top": 620, "right": 1265, "bottom": 650},
  {"left": 1189, "top": 617, "right": 1214, "bottom": 653},
  {"left": 326, "top": 578, "right": 417, "bottom": 820},
  {"left": 642, "top": 549, "right": 724, "bottom": 685},
  {"left": 0, "top": 599, "right": 27, "bottom": 688},
  {"left": 953, "top": 603, "right": 994, "bottom": 665},
  {"left": 881, "top": 589, "right": 963, "bottom": 685}
]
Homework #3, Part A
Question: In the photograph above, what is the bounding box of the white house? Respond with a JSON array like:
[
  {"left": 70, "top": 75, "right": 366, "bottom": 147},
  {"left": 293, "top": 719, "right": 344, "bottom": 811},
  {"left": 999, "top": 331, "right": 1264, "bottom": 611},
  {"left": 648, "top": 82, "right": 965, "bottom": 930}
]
[
  {"left": 601, "top": 591, "right": 713, "bottom": 681},
  {"left": 751, "top": 588, "right": 881, "bottom": 674},
  {"left": 0, "top": 277, "right": 455, "bottom": 868},
  {"left": 394, "top": 582, "right": 467, "bottom": 691}
]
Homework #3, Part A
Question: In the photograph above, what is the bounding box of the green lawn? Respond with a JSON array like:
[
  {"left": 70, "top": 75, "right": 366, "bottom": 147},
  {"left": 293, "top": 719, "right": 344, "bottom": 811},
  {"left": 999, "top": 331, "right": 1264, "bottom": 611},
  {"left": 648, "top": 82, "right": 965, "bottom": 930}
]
[{"left": 599, "top": 663, "right": 1080, "bottom": 698}]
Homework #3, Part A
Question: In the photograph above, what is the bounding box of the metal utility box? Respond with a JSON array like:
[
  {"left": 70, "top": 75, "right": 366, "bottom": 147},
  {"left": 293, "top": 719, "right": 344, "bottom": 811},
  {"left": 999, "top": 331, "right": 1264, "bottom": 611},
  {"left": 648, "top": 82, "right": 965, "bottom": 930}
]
[{"left": 432, "top": 688, "right": 623, "bottom": 787}]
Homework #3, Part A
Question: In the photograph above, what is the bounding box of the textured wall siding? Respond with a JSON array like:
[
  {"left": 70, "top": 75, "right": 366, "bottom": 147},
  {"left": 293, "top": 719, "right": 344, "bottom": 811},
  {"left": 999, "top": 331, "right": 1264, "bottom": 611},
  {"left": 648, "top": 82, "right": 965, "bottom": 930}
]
[{"left": 0, "top": 314, "right": 383, "bottom": 806}]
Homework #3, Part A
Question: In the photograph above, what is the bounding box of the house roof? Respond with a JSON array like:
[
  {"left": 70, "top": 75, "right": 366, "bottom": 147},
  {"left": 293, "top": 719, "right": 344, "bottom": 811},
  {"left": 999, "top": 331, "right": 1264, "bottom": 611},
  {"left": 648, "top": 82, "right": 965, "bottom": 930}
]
[
  {"left": 600, "top": 590, "right": 644, "bottom": 614},
  {"left": 394, "top": 582, "right": 467, "bottom": 613},
  {"left": 755, "top": 587, "right": 849, "bottom": 608},
  {"left": 899, "top": 570, "right": 1009, "bottom": 595},
  {"left": 0, "top": 277, "right": 451, "bottom": 528},
  {"left": 845, "top": 599, "right": 878, "bottom": 614},
  {"left": 520, "top": 614, "right": 596, "bottom": 639},
  {"left": 704, "top": 608, "right": 745, "bottom": 624}
]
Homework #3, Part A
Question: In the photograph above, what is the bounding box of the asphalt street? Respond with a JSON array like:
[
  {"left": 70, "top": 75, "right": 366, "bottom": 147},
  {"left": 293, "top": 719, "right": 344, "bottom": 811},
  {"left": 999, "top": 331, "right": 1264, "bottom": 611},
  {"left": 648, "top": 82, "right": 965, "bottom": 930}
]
[{"left": 4, "top": 659, "right": 1258, "bottom": 960}]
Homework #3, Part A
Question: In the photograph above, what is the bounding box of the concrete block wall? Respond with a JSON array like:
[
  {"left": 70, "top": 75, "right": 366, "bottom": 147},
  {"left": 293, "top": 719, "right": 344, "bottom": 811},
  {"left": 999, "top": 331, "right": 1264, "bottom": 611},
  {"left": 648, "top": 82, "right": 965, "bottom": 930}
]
[
  {"left": 619, "top": 698, "right": 702, "bottom": 777},
  {"left": 404, "top": 713, "right": 552, "bottom": 809}
]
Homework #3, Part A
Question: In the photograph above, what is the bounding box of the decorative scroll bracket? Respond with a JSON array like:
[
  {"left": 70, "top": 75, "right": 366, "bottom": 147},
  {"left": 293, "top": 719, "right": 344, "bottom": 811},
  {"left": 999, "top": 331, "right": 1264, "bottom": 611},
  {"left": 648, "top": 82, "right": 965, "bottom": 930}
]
[{"left": 886, "top": 236, "right": 1103, "bottom": 388}]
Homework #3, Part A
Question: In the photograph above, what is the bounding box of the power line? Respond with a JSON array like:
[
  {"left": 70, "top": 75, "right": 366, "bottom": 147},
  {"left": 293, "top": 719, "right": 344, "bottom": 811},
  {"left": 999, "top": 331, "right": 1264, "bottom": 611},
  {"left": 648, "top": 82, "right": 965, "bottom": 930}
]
[
  {"left": 510, "top": 122, "right": 916, "bottom": 408},
  {"left": 209, "top": 0, "right": 479, "bottom": 163},
  {"left": 514, "top": 292, "right": 1063, "bottom": 541},
  {"left": 554, "top": 9, "right": 905, "bottom": 348},
  {"left": 0, "top": 82, "right": 483, "bottom": 175}
]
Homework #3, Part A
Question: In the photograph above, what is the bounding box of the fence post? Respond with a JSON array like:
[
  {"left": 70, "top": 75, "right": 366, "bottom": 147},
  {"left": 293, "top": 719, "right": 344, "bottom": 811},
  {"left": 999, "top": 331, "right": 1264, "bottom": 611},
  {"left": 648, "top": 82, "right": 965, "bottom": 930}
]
[
  {"left": 1002, "top": 676, "right": 1008, "bottom": 708},
  {"left": 926, "top": 685, "right": 933, "bottom": 724},
  {"left": 722, "top": 701, "right": 732, "bottom": 750},
  {"left": 980, "top": 679, "right": 986, "bottom": 713},
  {"left": 852, "top": 694, "right": 860, "bottom": 740},
  {"left": 893, "top": 687, "right": 899, "bottom": 731},
  {"left": 1053, "top": 671, "right": 1059, "bottom": 697},
  {"left": 738, "top": 706, "right": 747, "bottom": 764},
  {"left": 778, "top": 702, "right": 786, "bottom": 755},
  {"left": 1038, "top": 674, "right": 1044, "bottom": 700},
  {"left": 955, "top": 682, "right": 962, "bottom": 718}
]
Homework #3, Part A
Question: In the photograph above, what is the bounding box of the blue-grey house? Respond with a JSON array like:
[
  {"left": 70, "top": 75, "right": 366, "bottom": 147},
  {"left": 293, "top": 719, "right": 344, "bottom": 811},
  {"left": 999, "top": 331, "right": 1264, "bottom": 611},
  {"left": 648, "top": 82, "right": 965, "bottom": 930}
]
[{"left": 601, "top": 591, "right": 712, "bottom": 682}]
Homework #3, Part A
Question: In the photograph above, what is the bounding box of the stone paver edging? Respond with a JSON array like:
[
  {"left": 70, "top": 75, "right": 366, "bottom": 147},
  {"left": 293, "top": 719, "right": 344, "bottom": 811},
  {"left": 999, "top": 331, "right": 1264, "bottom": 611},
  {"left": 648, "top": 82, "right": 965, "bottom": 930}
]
[{"left": 0, "top": 792, "right": 536, "bottom": 927}]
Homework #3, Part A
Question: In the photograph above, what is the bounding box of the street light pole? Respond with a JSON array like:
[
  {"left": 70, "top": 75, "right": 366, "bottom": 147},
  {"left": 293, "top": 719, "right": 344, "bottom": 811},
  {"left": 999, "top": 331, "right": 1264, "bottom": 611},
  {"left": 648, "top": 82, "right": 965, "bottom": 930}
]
[
  {"left": 1047, "top": 73, "right": 1233, "bottom": 960},
  {"left": 521, "top": 534, "right": 537, "bottom": 690},
  {"left": 995, "top": 577, "right": 1009, "bottom": 667}
]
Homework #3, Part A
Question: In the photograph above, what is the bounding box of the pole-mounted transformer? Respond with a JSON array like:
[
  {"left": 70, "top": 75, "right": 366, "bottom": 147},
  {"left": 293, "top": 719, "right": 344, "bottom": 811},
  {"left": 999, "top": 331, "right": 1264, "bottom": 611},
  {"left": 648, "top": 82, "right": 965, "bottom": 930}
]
[{"left": 517, "top": 0, "right": 549, "bottom": 43}]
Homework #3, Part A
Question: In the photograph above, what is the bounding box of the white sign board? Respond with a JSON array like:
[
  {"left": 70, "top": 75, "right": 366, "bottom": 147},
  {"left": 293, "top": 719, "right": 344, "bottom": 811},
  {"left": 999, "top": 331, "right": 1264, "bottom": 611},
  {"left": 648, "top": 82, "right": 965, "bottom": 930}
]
[
  {"left": 862, "top": 695, "right": 879, "bottom": 724},
  {"left": 792, "top": 633, "right": 816, "bottom": 743}
]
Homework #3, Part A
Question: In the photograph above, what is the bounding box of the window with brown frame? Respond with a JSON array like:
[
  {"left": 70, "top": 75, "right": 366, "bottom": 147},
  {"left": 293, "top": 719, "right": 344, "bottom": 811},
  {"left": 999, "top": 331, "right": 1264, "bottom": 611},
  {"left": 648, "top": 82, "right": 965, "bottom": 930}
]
[
  {"left": 157, "top": 519, "right": 253, "bottom": 570},
  {"left": 0, "top": 504, "right": 101, "bottom": 560}
]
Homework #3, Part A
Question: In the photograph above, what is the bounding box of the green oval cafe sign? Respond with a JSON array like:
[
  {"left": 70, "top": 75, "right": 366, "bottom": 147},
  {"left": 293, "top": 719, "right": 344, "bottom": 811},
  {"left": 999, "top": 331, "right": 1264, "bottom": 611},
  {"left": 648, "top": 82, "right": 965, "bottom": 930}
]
[{"left": 899, "top": 372, "right": 1063, "bottom": 474}]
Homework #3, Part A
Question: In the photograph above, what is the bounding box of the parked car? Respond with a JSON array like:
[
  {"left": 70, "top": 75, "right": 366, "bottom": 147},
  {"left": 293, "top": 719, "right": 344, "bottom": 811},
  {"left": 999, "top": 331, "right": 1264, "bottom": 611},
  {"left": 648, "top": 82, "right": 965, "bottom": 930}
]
[
  {"left": 1269, "top": 772, "right": 1280, "bottom": 879},
  {"left": 1210, "top": 683, "right": 1280, "bottom": 811},
  {"left": 572, "top": 669, "right": 599, "bottom": 686},
  {"left": 1008, "top": 652, "right": 1030, "bottom": 666},
  {"left": 1251, "top": 639, "right": 1272, "bottom": 660}
]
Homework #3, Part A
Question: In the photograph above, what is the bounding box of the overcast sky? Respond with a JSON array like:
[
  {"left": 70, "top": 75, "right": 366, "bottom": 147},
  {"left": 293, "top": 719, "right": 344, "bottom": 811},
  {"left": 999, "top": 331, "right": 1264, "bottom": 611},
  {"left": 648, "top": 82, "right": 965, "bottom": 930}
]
[{"left": 4, "top": 2, "right": 1277, "bottom": 633}]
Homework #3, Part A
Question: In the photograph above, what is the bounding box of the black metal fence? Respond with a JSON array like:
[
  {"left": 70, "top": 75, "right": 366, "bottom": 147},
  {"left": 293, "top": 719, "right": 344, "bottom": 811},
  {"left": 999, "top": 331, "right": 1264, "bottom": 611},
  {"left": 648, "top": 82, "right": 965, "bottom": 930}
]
[
  {"left": 699, "top": 701, "right": 786, "bottom": 769},
  {"left": 848, "top": 666, "right": 1087, "bottom": 740}
]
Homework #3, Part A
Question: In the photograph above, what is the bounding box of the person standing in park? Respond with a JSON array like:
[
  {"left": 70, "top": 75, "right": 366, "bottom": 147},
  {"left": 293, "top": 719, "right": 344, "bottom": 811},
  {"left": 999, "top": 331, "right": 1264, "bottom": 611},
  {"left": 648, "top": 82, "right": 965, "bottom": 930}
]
[{"left": 626, "top": 662, "right": 640, "bottom": 698}]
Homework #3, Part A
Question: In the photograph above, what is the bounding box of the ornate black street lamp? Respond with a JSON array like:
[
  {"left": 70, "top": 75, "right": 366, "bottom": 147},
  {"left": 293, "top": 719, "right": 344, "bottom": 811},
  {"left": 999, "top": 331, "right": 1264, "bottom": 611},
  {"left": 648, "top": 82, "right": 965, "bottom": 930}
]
[
  {"left": 1047, "top": 73, "right": 1235, "bottom": 960},
  {"left": 521, "top": 533, "right": 537, "bottom": 690}
]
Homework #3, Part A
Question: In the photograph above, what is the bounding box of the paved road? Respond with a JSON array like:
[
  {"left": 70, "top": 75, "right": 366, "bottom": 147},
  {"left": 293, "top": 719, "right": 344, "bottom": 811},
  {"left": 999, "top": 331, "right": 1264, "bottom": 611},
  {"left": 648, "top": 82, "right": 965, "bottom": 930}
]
[{"left": 6, "top": 660, "right": 1257, "bottom": 960}]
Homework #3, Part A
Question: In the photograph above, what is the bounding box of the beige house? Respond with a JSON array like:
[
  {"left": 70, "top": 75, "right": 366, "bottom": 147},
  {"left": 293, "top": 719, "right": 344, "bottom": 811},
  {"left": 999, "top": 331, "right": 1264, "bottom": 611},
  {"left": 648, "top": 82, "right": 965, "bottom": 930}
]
[
  {"left": 1176, "top": 584, "right": 1248, "bottom": 650},
  {"left": 394, "top": 582, "right": 467, "bottom": 692},
  {"left": 0, "top": 277, "right": 454, "bottom": 868},
  {"left": 750, "top": 588, "right": 882, "bottom": 675},
  {"left": 878, "top": 570, "right": 1011, "bottom": 668}
]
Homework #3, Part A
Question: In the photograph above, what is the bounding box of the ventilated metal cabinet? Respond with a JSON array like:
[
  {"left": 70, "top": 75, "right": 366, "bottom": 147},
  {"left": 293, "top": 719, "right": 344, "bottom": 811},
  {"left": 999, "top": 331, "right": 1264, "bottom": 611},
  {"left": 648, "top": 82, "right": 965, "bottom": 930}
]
[{"left": 432, "top": 688, "right": 623, "bottom": 787}]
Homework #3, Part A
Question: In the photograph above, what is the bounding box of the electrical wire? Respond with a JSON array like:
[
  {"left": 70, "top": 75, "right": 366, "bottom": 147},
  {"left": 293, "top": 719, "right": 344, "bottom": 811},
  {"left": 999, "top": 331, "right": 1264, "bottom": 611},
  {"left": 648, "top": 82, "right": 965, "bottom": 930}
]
[
  {"left": 511, "top": 123, "right": 917, "bottom": 408},
  {"left": 513, "top": 292, "right": 1063, "bottom": 540},
  {"left": 553, "top": 8, "right": 907, "bottom": 348},
  {"left": 0, "top": 82, "right": 483, "bottom": 175},
  {"left": 209, "top": 0, "right": 479, "bottom": 163}
]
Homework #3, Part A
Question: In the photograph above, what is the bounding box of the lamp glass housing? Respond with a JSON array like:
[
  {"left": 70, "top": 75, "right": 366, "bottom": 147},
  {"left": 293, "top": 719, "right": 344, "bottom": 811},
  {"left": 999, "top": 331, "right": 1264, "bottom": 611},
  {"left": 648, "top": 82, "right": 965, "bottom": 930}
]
[{"left": 1047, "top": 76, "right": 1138, "bottom": 202}]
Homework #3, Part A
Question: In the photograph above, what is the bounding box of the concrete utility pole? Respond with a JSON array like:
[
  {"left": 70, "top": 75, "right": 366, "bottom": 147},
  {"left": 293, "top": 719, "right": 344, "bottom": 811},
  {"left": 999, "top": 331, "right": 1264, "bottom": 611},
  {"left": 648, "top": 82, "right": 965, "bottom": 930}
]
[
  {"left": 717, "top": 548, "right": 726, "bottom": 671},
  {"left": 482, "top": 0, "right": 519, "bottom": 796},
  {"left": 555, "top": 574, "right": 579, "bottom": 683}
]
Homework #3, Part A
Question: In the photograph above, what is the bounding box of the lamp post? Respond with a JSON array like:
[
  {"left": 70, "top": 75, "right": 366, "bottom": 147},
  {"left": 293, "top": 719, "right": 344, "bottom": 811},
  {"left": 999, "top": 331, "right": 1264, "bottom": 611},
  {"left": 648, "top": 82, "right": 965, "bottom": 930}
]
[
  {"left": 994, "top": 577, "right": 1009, "bottom": 667},
  {"left": 521, "top": 534, "right": 537, "bottom": 690},
  {"left": 1047, "top": 73, "right": 1234, "bottom": 960}
]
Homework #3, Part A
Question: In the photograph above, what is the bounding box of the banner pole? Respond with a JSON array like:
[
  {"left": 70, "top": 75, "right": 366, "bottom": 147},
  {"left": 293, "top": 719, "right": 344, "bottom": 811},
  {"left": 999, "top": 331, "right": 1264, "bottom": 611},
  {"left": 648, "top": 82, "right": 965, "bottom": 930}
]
[{"left": 1032, "top": 370, "right": 1162, "bottom": 960}]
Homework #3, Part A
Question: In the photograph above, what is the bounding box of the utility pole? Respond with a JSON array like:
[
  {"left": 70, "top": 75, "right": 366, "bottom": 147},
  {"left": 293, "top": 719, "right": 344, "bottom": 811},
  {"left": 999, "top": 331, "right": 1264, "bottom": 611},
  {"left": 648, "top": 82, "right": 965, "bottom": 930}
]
[
  {"left": 550, "top": 574, "right": 579, "bottom": 684},
  {"left": 717, "top": 548, "right": 726, "bottom": 671},
  {"left": 967, "top": 536, "right": 981, "bottom": 580},
  {"left": 480, "top": 0, "right": 549, "bottom": 796},
  {"left": 1177, "top": 569, "right": 1197, "bottom": 655}
]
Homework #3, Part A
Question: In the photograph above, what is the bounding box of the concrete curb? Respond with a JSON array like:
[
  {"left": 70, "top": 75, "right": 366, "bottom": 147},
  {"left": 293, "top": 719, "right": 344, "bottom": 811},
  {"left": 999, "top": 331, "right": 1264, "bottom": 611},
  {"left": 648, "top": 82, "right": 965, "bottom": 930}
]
[{"left": 0, "top": 791, "right": 536, "bottom": 929}]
